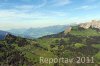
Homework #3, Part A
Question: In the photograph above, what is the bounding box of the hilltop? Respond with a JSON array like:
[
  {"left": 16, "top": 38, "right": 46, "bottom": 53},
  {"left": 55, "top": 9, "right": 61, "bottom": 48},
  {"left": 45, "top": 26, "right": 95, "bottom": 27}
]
[
  {"left": 79, "top": 20, "right": 100, "bottom": 30},
  {"left": 65, "top": 20, "right": 100, "bottom": 36}
]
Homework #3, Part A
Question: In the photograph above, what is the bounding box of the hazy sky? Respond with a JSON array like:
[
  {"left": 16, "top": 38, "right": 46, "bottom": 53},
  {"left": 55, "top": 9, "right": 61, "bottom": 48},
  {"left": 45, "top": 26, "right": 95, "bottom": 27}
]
[{"left": 0, "top": 0, "right": 100, "bottom": 30}]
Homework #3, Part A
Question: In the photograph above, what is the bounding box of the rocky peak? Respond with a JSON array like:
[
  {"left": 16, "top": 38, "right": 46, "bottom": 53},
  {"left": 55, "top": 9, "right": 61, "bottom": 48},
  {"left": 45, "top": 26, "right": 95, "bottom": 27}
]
[{"left": 79, "top": 20, "right": 100, "bottom": 29}]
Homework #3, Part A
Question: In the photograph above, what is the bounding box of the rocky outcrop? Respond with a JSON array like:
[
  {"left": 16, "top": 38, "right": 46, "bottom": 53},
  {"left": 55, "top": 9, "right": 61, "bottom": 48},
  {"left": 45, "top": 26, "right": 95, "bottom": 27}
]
[
  {"left": 79, "top": 20, "right": 100, "bottom": 29},
  {"left": 64, "top": 27, "right": 72, "bottom": 35}
]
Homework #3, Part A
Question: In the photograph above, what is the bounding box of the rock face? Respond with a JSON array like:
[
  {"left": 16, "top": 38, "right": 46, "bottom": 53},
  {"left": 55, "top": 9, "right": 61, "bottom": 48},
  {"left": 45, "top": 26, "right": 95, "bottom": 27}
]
[
  {"left": 64, "top": 27, "right": 72, "bottom": 35},
  {"left": 79, "top": 20, "right": 100, "bottom": 29},
  {"left": 64, "top": 20, "right": 100, "bottom": 34}
]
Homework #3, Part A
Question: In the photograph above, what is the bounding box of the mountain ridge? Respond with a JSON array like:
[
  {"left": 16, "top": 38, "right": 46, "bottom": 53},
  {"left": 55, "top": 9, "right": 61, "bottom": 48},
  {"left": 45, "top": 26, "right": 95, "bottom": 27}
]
[
  {"left": 79, "top": 20, "right": 100, "bottom": 29},
  {"left": 7, "top": 25, "right": 68, "bottom": 38}
]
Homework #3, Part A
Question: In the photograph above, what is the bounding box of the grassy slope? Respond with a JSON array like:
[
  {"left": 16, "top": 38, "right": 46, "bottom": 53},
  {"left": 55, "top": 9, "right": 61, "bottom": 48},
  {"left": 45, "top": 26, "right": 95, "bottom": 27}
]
[
  {"left": 37, "top": 26, "right": 100, "bottom": 65},
  {"left": 69, "top": 26, "right": 100, "bottom": 36},
  {"left": 69, "top": 26, "right": 100, "bottom": 64},
  {"left": 0, "top": 26, "right": 100, "bottom": 66}
]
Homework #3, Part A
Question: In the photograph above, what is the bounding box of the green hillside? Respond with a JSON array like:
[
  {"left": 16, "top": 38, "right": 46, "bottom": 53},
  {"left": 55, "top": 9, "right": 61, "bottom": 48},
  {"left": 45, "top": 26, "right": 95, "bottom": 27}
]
[
  {"left": 69, "top": 26, "right": 100, "bottom": 36},
  {"left": 0, "top": 25, "right": 100, "bottom": 66},
  {"left": 38, "top": 25, "right": 100, "bottom": 66},
  {"left": 0, "top": 34, "right": 55, "bottom": 66}
]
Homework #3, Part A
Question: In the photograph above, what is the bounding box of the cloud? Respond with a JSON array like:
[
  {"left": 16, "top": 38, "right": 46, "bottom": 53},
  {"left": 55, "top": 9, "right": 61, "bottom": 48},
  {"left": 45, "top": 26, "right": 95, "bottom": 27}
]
[
  {"left": 49, "top": 11, "right": 68, "bottom": 17},
  {"left": 15, "top": 5, "right": 34, "bottom": 10},
  {"left": 33, "top": 0, "right": 47, "bottom": 8},
  {"left": 20, "top": 0, "right": 47, "bottom": 8},
  {"left": 0, "top": 8, "right": 68, "bottom": 30},
  {"left": 76, "top": 5, "right": 97, "bottom": 10},
  {"left": 0, "top": 10, "right": 44, "bottom": 19},
  {"left": 0, "top": 9, "right": 68, "bottom": 22},
  {"left": 85, "top": 0, "right": 97, "bottom": 3},
  {"left": 0, "top": 0, "right": 47, "bottom": 10},
  {"left": 52, "top": 0, "right": 71, "bottom": 6}
]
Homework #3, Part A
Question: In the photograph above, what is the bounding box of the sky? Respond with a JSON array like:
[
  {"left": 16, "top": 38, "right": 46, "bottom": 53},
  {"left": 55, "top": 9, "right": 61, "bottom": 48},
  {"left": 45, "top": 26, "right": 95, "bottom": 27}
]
[{"left": 0, "top": 0, "right": 100, "bottom": 30}]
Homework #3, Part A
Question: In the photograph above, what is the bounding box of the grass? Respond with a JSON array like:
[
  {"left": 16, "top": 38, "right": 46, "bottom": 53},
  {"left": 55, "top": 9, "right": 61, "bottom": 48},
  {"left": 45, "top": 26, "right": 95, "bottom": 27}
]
[
  {"left": 92, "top": 44, "right": 100, "bottom": 49},
  {"left": 13, "top": 42, "right": 56, "bottom": 66},
  {"left": 95, "top": 52, "right": 100, "bottom": 64},
  {"left": 74, "top": 43, "right": 86, "bottom": 48},
  {"left": 70, "top": 28, "right": 100, "bottom": 36},
  {"left": 37, "top": 38, "right": 68, "bottom": 49}
]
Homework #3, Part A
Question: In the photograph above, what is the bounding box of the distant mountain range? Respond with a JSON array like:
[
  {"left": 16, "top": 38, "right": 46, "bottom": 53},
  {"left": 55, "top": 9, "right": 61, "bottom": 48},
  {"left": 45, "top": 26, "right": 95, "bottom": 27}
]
[
  {"left": 7, "top": 25, "right": 68, "bottom": 38},
  {"left": 41, "top": 20, "right": 100, "bottom": 38}
]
